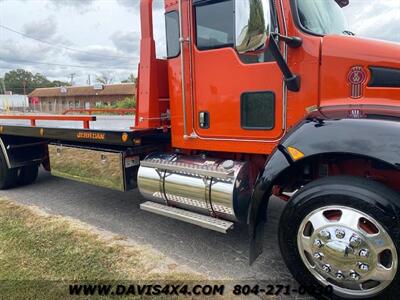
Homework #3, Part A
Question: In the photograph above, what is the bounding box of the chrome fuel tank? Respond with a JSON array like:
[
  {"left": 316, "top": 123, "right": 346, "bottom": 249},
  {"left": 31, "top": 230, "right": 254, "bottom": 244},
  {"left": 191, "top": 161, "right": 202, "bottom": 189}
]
[{"left": 137, "top": 154, "right": 251, "bottom": 222}]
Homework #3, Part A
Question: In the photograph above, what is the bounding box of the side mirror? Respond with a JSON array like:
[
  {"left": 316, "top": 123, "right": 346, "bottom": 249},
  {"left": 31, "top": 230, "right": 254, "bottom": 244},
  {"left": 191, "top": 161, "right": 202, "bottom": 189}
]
[
  {"left": 335, "top": 0, "right": 350, "bottom": 8},
  {"left": 235, "top": 0, "right": 271, "bottom": 54}
]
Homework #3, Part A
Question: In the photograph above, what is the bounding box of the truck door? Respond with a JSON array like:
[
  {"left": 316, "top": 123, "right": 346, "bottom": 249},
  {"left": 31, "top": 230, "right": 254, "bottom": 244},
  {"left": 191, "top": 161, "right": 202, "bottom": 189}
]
[{"left": 191, "top": 0, "right": 285, "bottom": 141}]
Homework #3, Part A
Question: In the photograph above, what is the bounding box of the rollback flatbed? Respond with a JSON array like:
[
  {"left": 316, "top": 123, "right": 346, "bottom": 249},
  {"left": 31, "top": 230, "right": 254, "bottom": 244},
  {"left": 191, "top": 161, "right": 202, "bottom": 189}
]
[{"left": 0, "top": 114, "right": 170, "bottom": 191}]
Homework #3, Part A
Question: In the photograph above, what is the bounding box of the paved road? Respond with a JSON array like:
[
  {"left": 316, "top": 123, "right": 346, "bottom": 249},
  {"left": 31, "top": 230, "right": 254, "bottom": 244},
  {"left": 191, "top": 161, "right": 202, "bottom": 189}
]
[{"left": 0, "top": 169, "right": 294, "bottom": 283}]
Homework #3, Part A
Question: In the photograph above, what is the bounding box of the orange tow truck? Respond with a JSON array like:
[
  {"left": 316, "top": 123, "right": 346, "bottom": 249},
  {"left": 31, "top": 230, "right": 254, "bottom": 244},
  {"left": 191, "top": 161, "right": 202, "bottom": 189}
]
[{"left": 0, "top": 1, "right": 399, "bottom": 298}]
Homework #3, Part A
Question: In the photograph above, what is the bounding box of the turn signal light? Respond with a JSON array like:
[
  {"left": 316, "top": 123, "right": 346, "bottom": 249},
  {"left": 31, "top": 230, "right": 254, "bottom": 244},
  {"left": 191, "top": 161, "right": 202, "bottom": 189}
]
[{"left": 287, "top": 146, "right": 305, "bottom": 161}]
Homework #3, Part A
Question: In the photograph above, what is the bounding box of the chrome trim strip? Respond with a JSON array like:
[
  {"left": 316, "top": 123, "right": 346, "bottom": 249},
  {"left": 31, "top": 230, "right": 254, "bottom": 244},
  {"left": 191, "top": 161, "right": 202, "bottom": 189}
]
[
  {"left": 280, "top": 0, "right": 288, "bottom": 130},
  {"left": 141, "top": 159, "right": 235, "bottom": 179},
  {"left": 178, "top": 0, "right": 188, "bottom": 138}
]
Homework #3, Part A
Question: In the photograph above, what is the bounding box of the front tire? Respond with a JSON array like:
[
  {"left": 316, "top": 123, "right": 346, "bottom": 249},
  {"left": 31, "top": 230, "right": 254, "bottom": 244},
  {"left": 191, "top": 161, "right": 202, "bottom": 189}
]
[{"left": 279, "top": 176, "right": 399, "bottom": 299}]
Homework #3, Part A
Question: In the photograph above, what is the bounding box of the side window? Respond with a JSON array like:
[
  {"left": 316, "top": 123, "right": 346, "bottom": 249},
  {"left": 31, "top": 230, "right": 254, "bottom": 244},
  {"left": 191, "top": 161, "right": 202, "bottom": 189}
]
[
  {"left": 195, "top": 0, "right": 234, "bottom": 50},
  {"left": 241, "top": 92, "right": 275, "bottom": 130},
  {"left": 165, "top": 11, "right": 180, "bottom": 58}
]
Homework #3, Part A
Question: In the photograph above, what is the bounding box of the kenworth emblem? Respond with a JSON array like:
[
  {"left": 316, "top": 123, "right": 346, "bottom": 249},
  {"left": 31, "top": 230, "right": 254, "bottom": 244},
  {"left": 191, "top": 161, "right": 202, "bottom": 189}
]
[{"left": 348, "top": 66, "right": 366, "bottom": 99}]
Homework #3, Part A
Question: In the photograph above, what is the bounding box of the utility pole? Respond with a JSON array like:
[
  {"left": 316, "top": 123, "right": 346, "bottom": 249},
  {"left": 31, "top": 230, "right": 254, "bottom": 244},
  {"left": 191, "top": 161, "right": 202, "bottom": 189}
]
[
  {"left": 0, "top": 77, "right": 6, "bottom": 95},
  {"left": 22, "top": 80, "right": 27, "bottom": 95},
  {"left": 70, "top": 73, "right": 76, "bottom": 86},
  {"left": 87, "top": 74, "right": 91, "bottom": 86}
]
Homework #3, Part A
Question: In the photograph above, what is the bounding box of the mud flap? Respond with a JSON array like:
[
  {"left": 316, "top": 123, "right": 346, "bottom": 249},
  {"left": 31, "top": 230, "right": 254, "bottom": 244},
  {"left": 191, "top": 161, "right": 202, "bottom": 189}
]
[
  {"left": 248, "top": 149, "right": 291, "bottom": 265},
  {"left": 249, "top": 220, "right": 266, "bottom": 265}
]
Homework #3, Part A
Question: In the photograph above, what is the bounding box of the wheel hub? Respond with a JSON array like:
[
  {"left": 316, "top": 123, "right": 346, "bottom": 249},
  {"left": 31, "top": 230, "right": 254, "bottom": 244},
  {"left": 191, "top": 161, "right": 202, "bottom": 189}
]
[
  {"left": 297, "top": 206, "right": 398, "bottom": 298},
  {"left": 310, "top": 226, "right": 375, "bottom": 282}
]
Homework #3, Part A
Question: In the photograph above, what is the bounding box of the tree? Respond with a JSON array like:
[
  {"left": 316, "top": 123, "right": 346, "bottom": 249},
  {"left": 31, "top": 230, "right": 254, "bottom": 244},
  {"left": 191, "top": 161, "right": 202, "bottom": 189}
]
[
  {"left": 121, "top": 74, "right": 136, "bottom": 84},
  {"left": 115, "top": 97, "right": 136, "bottom": 109},
  {"left": 4, "top": 69, "right": 34, "bottom": 94},
  {"left": 96, "top": 72, "right": 114, "bottom": 85},
  {"left": 3, "top": 69, "right": 70, "bottom": 95},
  {"left": 51, "top": 80, "right": 71, "bottom": 87},
  {"left": 95, "top": 97, "right": 136, "bottom": 112},
  {"left": 32, "top": 73, "right": 52, "bottom": 89}
]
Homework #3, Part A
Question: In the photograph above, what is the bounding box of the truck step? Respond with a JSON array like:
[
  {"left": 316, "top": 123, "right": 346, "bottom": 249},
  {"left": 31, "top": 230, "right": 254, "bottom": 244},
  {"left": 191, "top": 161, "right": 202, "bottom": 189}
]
[
  {"left": 140, "top": 201, "right": 234, "bottom": 234},
  {"left": 140, "top": 158, "right": 234, "bottom": 179}
]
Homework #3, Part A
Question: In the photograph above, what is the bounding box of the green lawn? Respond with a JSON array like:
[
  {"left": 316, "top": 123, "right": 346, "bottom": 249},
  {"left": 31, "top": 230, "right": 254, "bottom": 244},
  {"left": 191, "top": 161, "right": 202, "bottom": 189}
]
[{"left": 0, "top": 198, "right": 200, "bottom": 299}]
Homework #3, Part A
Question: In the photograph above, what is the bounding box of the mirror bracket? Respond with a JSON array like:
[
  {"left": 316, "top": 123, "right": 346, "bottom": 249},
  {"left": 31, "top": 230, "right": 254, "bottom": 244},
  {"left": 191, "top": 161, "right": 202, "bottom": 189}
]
[
  {"left": 272, "top": 33, "right": 302, "bottom": 48},
  {"left": 269, "top": 35, "right": 301, "bottom": 92},
  {"left": 285, "top": 75, "right": 301, "bottom": 92}
]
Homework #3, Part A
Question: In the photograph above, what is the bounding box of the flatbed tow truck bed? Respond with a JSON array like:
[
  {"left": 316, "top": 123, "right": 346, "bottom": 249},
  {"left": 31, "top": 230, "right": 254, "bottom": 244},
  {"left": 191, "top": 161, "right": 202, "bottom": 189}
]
[
  {"left": 0, "top": 113, "right": 170, "bottom": 192},
  {"left": 0, "top": 114, "right": 169, "bottom": 147}
]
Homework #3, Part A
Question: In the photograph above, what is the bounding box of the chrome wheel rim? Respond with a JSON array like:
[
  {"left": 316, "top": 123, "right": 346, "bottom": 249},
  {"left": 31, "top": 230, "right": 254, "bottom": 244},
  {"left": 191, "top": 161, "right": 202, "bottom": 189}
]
[{"left": 297, "top": 206, "right": 398, "bottom": 298}]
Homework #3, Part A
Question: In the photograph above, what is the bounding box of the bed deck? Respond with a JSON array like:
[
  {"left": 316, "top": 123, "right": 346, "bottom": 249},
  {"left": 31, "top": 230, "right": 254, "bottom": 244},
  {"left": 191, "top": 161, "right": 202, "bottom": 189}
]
[{"left": 0, "top": 115, "right": 169, "bottom": 147}]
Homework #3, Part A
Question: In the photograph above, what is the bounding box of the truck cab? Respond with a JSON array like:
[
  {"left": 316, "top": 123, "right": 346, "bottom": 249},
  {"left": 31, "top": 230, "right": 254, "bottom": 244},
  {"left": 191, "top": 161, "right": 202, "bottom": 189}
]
[{"left": 137, "top": 0, "right": 400, "bottom": 154}]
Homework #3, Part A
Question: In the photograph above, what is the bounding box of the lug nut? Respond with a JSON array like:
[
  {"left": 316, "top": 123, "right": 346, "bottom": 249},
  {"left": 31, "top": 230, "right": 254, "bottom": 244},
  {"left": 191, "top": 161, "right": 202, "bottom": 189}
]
[
  {"left": 359, "top": 249, "right": 370, "bottom": 257},
  {"left": 358, "top": 262, "right": 369, "bottom": 271},
  {"left": 314, "top": 252, "right": 324, "bottom": 260},
  {"left": 349, "top": 234, "right": 362, "bottom": 247},
  {"left": 349, "top": 271, "right": 360, "bottom": 281},
  {"left": 322, "top": 264, "right": 332, "bottom": 273},
  {"left": 335, "top": 229, "right": 346, "bottom": 239},
  {"left": 314, "top": 239, "right": 324, "bottom": 248},
  {"left": 319, "top": 230, "right": 331, "bottom": 239},
  {"left": 336, "top": 271, "right": 345, "bottom": 280}
]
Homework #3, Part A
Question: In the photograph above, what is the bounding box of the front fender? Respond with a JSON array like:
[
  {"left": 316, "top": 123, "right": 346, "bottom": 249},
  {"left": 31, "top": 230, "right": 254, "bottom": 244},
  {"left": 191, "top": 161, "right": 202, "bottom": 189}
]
[
  {"left": 248, "top": 108, "right": 400, "bottom": 264},
  {"left": 282, "top": 115, "right": 400, "bottom": 169}
]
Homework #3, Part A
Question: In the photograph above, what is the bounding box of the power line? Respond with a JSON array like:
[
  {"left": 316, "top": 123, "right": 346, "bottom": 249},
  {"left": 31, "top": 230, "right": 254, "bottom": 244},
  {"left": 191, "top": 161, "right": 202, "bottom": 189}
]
[{"left": 0, "top": 24, "right": 135, "bottom": 60}]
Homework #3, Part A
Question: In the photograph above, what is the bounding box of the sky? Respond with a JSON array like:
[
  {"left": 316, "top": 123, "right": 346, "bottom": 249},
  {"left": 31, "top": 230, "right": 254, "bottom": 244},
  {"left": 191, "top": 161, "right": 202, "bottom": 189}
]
[{"left": 0, "top": 0, "right": 399, "bottom": 86}]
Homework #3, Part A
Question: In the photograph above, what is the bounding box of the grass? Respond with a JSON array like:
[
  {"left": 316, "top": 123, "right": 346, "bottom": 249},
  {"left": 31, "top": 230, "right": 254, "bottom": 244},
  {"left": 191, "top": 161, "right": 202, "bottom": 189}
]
[{"left": 0, "top": 198, "right": 201, "bottom": 299}]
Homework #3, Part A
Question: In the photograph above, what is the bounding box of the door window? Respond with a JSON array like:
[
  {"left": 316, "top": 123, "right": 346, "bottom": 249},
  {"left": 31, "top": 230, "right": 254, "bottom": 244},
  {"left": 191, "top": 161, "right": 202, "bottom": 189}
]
[
  {"left": 165, "top": 11, "right": 180, "bottom": 58},
  {"left": 195, "top": 0, "right": 279, "bottom": 64},
  {"left": 195, "top": 0, "right": 234, "bottom": 50}
]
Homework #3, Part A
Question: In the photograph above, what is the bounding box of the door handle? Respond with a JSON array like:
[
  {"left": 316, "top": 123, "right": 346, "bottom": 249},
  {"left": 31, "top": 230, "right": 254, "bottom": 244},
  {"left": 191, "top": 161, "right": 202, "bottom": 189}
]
[{"left": 199, "top": 111, "right": 210, "bottom": 129}]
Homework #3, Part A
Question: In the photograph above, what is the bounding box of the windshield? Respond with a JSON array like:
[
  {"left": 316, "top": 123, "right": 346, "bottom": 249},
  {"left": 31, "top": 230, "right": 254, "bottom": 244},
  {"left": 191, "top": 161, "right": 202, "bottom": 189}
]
[{"left": 297, "top": 0, "right": 350, "bottom": 35}]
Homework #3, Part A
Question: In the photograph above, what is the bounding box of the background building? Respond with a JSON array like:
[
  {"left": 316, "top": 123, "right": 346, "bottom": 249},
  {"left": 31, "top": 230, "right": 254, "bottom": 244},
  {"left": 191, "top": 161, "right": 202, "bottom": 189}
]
[{"left": 29, "top": 83, "right": 136, "bottom": 113}]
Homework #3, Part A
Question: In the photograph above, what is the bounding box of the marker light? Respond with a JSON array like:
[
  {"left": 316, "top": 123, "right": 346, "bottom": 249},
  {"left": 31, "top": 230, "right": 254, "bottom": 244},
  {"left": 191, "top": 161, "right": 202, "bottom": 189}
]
[
  {"left": 287, "top": 146, "right": 305, "bottom": 161},
  {"left": 121, "top": 133, "right": 129, "bottom": 143}
]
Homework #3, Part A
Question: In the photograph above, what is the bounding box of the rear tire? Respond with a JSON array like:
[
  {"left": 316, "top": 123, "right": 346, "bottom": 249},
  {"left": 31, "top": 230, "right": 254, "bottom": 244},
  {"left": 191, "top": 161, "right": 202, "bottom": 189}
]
[
  {"left": 17, "top": 165, "right": 39, "bottom": 186},
  {"left": 279, "top": 176, "right": 400, "bottom": 299},
  {"left": 0, "top": 151, "right": 18, "bottom": 189}
]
